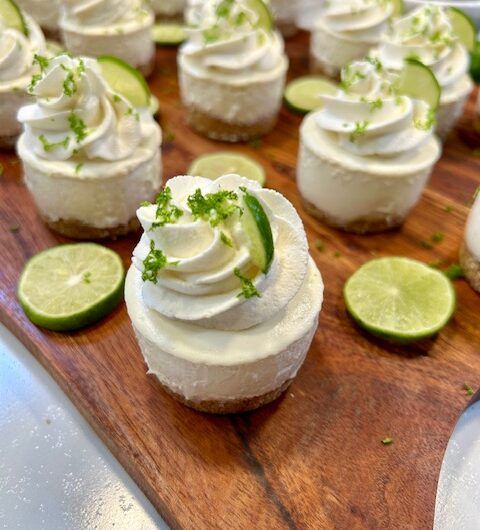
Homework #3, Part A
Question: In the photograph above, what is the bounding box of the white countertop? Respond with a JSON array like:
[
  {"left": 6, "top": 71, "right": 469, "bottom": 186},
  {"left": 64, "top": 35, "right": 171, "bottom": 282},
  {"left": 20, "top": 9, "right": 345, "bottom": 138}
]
[{"left": 0, "top": 324, "right": 168, "bottom": 530}]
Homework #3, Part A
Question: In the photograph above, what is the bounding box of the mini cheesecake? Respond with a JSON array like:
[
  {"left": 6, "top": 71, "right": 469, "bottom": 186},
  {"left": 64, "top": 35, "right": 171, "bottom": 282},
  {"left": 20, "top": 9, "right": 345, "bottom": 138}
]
[
  {"left": 17, "top": 55, "right": 162, "bottom": 239},
  {"left": 0, "top": 10, "right": 46, "bottom": 148},
  {"left": 60, "top": 0, "right": 155, "bottom": 77},
  {"left": 461, "top": 191, "right": 480, "bottom": 293},
  {"left": 150, "top": 0, "right": 185, "bottom": 21},
  {"left": 16, "top": 0, "right": 60, "bottom": 38},
  {"left": 297, "top": 60, "right": 441, "bottom": 234},
  {"left": 372, "top": 5, "right": 473, "bottom": 141},
  {"left": 310, "top": 0, "right": 393, "bottom": 79},
  {"left": 179, "top": 0, "right": 288, "bottom": 142},
  {"left": 125, "top": 174, "right": 324, "bottom": 413}
]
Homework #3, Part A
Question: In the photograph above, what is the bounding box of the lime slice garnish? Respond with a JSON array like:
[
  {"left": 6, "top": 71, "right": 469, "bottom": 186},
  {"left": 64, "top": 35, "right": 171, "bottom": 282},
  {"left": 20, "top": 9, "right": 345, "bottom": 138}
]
[
  {"left": 284, "top": 75, "right": 338, "bottom": 115},
  {"left": 344, "top": 257, "right": 456, "bottom": 343},
  {"left": 189, "top": 152, "right": 266, "bottom": 186},
  {"left": 97, "top": 55, "right": 151, "bottom": 108},
  {"left": 448, "top": 7, "right": 477, "bottom": 52},
  {"left": 245, "top": 0, "right": 273, "bottom": 31},
  {"left": 46, "top": 39, "right": 65, "bottom": 56},
  {"left": 0, "top": 0, "right": 28, "bottom": 35},
  {"left": 152, "top": 23, "right": 186, "bottom": 45},
  {"left": 18, "top": 243, "right": 125, "bottom": 332},
  {"left": 390, "top": 0, "right": 404, "bottom": 17},
  {"left": 241, "top": 191, "right": 274, "bottom": 273},
  {"left": 397, "top": 58, "right": 441, "bottom": 110},
  {"left": 149, "top": 94, "right": 160, "bottom": 116}
]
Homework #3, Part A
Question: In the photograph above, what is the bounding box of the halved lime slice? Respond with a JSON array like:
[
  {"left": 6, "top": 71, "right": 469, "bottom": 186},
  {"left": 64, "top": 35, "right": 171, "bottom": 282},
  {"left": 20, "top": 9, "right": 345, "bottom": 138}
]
[
  {"left": 245, "top": 0, "right": 273, "bottom": 31},
  {"left": 344, "top": 257, "right": 455, "bottom": 343},
  {"left": 149, "top": 94, "right": 160, "bottom": 116},
  {"left": 189, "top": 152, "right": 266, "bottom": 186},
  {"left": 46, "top": 39, "right": 65, "bottom": 56},
  {"left": 152, "top": 23, "right": 186, "bottom": 45},
  {"left": 448, "top": 7, "right": 477, "bottom": 52},
  {"left": 241, "top": 191, "right": 274, "bottom": 273},
  {"left": 97, "top": 55, "right": 151, "bottom": 108},
  {"left": 284, "top": 75, "right": 338, "bottom": 115},
  {"left": 18, "top": 243, "right": 125, "bottom": 332},
  {"left": 390, "top": 0, "right": 403, "bottom": 17},
  {"left": 397, "top": 58, "right": 441, "bottom": 110},
  {"left": 0, "top": 0, "right": 28, "bottom": 35}
]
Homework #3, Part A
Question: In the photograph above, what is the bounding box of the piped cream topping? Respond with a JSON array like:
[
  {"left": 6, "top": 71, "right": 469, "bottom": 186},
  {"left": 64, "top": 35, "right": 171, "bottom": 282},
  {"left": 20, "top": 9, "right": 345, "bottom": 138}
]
[
  {"left": 182, "top": 0, "right": 286, "bottom": 76},
  {"left": 315, "top": 60, "right": 436, "bottom": 157},
  {"left": 61, "top": 0, "right": 150, "bottom": 27},
  {"left": 0, "top": 14, "right": 46, "bottom": 83},
  {"left": 375, "top": 5, "right": 471, "bottom": 99},
  {"left": 17, "top": 54, "right": 155, "bottom": 163},
  {"left": 317, "top": 0, "right": 393, "bottom": 42},
  {"left": 132, "top": 174, "right": 309, "bottom": 331}
]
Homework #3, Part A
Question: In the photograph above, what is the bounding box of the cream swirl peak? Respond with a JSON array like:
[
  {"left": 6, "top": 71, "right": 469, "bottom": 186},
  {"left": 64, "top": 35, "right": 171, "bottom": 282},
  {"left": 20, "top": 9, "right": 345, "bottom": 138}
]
[
  {"left": 375, "top": 6, "right": 470, "bottom": 97},
  {"left": 61, "top": 0, "right": 150, "bottom": 27},
  {"left": 318, "top": 0, "right": 393, "bottom": 42},
  {"left": 132, "top": 174, "right": 309, "bottom": 331},
  {"left": 17, "top": 54, "right": 150, "bottom": 162},
  {"left": 315, "top": 59, "right": 436, "bottom": 157},
  {"left": 0, "top": 15, "right": 46, "bottom": 83},
  {"left": 182, "top": 0, "right": 284, "bottom": 74}
]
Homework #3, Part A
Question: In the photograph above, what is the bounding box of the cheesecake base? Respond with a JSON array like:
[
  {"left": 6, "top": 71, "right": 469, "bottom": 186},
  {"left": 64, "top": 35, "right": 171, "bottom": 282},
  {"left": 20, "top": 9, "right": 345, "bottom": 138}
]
[
  {"left": 186, "top": 104, "right": 277, "bottom": 142},
  {"left": 460, "top": 243, "right": 480, "bottom": 293},
  {"left": 44, "top": 216, "right": 140, "bottom": 240},
  {"left": 302, "top": 197, "right": 404, "bottom": 234},
  {"left": 159, "top": 378, "right": 293, "bottom": 414}
]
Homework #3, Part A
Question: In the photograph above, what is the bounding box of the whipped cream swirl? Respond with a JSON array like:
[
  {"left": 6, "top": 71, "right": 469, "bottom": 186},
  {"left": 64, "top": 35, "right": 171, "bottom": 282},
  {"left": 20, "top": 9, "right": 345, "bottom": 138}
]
[
  {"left": 317, "top": 0, "right": 393, "bottom": 42},
  {"left": 0, "top": 15, "right": 46, "bottom": 83},
  {"left": 315, "top": 60, "right": 435, "bottom": 157},
  {"left": 132, "top": 174, "right": 309, "bottom": 331},
  {"left": 182, "top": 0, "right": 285, "bottom": 75},
  {"left": 61, "top": 0, "right": 150, "bottom": 27},
  {"left": 18, "top": 54, "right": 152, "bottom": 162},
  {"left": 375, "top": 5, "right": 471, "bottom": 99}
]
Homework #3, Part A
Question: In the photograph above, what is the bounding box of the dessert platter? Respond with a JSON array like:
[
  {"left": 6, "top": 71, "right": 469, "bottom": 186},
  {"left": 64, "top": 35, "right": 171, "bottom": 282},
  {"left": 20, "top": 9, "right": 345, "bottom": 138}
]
[{"left": 1, "top": 0, "right": 480, "bottom": 527}]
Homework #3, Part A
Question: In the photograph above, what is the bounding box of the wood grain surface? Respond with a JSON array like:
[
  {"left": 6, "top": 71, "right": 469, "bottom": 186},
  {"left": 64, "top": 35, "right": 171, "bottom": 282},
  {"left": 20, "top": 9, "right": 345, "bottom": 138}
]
[{"left": 1, "top": 32, "right": 479, "bottom": 530}]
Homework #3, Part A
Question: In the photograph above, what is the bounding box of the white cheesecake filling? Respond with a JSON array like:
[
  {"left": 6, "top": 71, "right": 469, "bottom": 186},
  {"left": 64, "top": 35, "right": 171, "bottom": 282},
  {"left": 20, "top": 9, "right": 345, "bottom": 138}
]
[
  {"left": 0, "top": 13, "right": 46, "bottom": 137},
  {"left": 17, "top": 54, "right": 162, "bottom": 227},
  {"left": 16, "top": 0, "right": 60, "bottom": 31},
  {"left": 372, "top": 5, "right": 473, "bottom": 133},
  {"left": 125, "top": 173, "right": 323, "bottom": 401},
  {"left": 150, "top": 0, "right": 185, "bottom": 17},
  {"left": 311, "top": 0, "right": 392, "bottom": 71},
  {"left": 466, "top": 195, "right": 480, "bottom": 262},
  {"left": 60, "top": 0, "right": 154, "bottom": 67},
  {"left": 298, "top": 60, "right": 441, "bottom": 223}
]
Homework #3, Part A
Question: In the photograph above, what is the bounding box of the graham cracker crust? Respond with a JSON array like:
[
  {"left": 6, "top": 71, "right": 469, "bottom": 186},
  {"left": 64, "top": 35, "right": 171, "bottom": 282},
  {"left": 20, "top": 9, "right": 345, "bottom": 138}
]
[
  {"left": 160, "top": 378, "right": 293, "bottom": 414},
  {"left": 44, "top": 216, "right": 140, "bottom": 240},
  {"left": 186, "top": 104, "right": 278, "bottom": 142},
  {"left": 460, "top": 243, "right": 480, "bottom": 293},
  {"left": 302, "top": 197, "right": 404, "bottom": 235},
  {"left": 0, "top": 133, "right": 19, "bottom": 149}
]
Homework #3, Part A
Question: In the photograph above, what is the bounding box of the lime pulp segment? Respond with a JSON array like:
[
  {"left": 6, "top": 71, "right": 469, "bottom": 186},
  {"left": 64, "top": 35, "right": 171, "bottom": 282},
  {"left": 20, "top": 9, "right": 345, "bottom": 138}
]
[
  {"left": 448, "top": 7, "right": 477, "bottom": 52},
  {"left": 344, "top": 257, "right": 455, "bottom": 342},
  {"left": 397, "top": 58, "right": 441, "bottom": 110},
  {"left": 241, "top": 192, "right": 274, "bottom": 273},
  {"left": 18, "top": 243, "right": 125, "bottom": 331},
  {"left": 245, "top": 0, "right": 273, "bottom": 31},
  {"left": 188, "top": 152, "right": 266, "bottom": 186},
  {"left": 97, "top": 55, "right": 151, "bottom": 108},
  {"left": 284, "top": 76, "right": 338, "bottom": 115},
  {"left": 0, "top": 0, "right": 28, "bottom": 35},
  {"left": 152, "top": 23, "right": 186, "bottom": 45}
]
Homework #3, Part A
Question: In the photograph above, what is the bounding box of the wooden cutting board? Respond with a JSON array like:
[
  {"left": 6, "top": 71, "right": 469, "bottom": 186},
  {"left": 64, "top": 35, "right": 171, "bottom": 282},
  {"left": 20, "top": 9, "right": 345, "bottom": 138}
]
[{"left": 1, "top": 33, "right": 479, "bottom": 529}]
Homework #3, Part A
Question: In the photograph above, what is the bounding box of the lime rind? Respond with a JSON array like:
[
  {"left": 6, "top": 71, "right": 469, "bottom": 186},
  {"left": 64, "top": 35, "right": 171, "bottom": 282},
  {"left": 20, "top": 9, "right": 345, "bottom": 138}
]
[
  {"left": 97, "top": 55, "right": 151, "bottom": 108},
  {"left": 241, "top": 192, "right": 274, "bottom": 273},
  {"left": 18, "top": 243, "right": 125, "bottom": 332},
  {"left": 284, "top": 75, "right": 338, "bottom": 115},
  {"left": 448, "top": 7, "right": 477, "bottom": 52},
  {"left": 398, "top": 58, "right": 441, "bottom": 110},
  {"left": 188, "top": 152, "right": 266, "bottom": 186},
  {"left": 0, "top": 0, "right": 28, "bottom": 35},
  {"left": 344, "top": 257, "right": 456, "bottom": 343}
]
